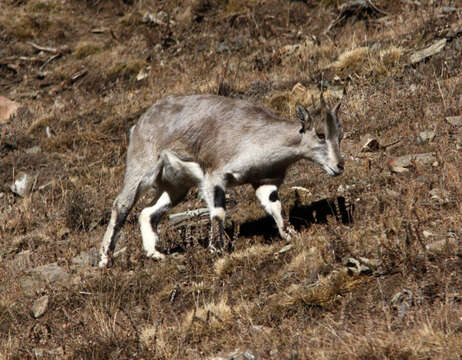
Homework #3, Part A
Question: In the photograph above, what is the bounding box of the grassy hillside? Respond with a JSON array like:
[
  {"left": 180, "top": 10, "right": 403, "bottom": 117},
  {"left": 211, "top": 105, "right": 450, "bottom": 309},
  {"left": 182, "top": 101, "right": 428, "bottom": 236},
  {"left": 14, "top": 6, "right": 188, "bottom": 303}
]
[{"left": 1, "top": 0, "right": 462, "bottom": 358}]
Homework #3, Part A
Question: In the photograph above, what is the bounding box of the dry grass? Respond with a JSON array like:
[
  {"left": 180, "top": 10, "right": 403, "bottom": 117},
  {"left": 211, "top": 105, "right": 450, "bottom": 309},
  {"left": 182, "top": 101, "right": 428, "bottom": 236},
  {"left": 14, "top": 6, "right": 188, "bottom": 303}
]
[{"left": 1, "top": 0, "right": 462, "bottom": 358}]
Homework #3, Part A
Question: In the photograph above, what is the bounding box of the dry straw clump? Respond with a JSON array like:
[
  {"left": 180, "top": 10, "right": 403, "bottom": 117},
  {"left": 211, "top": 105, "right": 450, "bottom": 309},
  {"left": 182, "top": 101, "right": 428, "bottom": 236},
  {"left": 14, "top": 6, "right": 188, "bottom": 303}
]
[
  {"left": 183, "top": 298, "right": 233, "bottom": 337},
  {"left": 269, "top": 268, "right": 364, "bottom": 312},
  {"left": 214, "top": 243, "right": 277, "bottom": 276},
  {"left": 73, "top": 41, "right": 103, "bottom": 59},
  {"left": 329, "top": 45, "right": 404, "bottom": 77}
]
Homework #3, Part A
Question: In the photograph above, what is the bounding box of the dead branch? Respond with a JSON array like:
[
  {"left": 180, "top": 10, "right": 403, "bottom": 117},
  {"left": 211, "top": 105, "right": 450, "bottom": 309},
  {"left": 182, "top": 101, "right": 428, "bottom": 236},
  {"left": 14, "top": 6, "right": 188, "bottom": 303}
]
[{"left": 28, "top": 41, "right": 58, "bottom": 54}]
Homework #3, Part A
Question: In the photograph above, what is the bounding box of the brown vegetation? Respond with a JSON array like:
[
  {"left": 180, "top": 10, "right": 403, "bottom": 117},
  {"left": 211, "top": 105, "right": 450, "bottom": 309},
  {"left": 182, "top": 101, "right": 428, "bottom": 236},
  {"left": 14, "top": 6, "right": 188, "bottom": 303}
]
[{"left": 1, "top": 0, "right": 462, "bottom": 358}]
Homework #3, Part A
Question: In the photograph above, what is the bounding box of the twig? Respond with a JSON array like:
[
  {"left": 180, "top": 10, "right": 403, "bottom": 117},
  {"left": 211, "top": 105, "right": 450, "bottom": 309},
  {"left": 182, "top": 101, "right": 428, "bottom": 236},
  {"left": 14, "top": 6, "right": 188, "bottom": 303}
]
[
  {"left": 381, "top": 138, "right": 401, "bottom": 149},
  {"left": 18, "top": 56, "right": 43, "bottom": 62},
  {"left": 40, "top": 53, "right": 61, "bottom": 70},
  {"left": 70, "top": 68, "right": 88, "bottom": 83},
  {"left": 169, "top": 208, "right": 209, "bottom": 225},
  {"left": 436, "top": 78, "right": 447, "bottom": 110},
  {"left": 366, "top": 0, "right": 389, "bottom": 16},
  {"left": 28, "top": 41, "right": 58, "bottom": 54}
]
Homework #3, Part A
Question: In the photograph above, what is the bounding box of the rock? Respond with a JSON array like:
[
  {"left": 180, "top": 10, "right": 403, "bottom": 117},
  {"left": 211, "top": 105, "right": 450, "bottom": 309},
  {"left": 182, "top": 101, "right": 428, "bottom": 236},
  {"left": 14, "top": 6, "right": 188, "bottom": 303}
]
[
  {"left": 156, "top": 10, "right": 169, "bottom": 24},
  {"left": 360, "top": 134, "right": 380, "bottom": 152},
  {"left": 410, "top": 39, "right": 447, "bottom": 64},
  {"left": 8, "top": 250, "right": 32, "bottom": 274},
  {"left": 429, "top": 188, "right": 450, "bottom": 203},
  {"left": 20, "top": 277, "right": 46, "bottom": 296},
  {"left": 426, "top": 238, "right": 458, "bottom": 253},
  {"left": 274, "top": 244, "right": 294, "bottom": 256},
  {"left": 441, "top": 6, "right": 457, "bottom": 14},
  {"left": 385, "top": 189, "right": 400, "bottom": 199},
  {"left": 10, "top": 172, "right": 35, "bottom": 197},
  {"left": 0, "top": 95, "right": 20, "bottom": 124},
  {"left": 417, "top": 131, "right": 435, "bottom": 143},
  {"left": 32, "top": 295, "right": 49, "bottom": 318},
  {"left": 31, "top": 263, "right": 71, "bottom": 285},
  {"left": 387, "top": 153, "right": 437, "bottom": 173},
  {"left": 25, "top": 146, "right": 41, "bottom": 154},
  {"left": 343, "top": 257, "right": 372, "bottom": 275},
  {"left": 391, "top": 289, "right": 413, "bottom": 321},
  {"left": 136, "top": 66, "right": 151, "bottom": 81},
  {"left": 209, "top": 349, "right": 255, "bottom": 360},
  {"left": 423, "top": 230, "right": 434, "bottom": 238},
  {"left": 34, "top": 347, "right": 64, "bottom": 359},
  {"left": 72, "top": 248, "right": 98, "bottom": 267},
  {"left": 142, "top": 11, "right": 169, "bottom": 26},
  {"left": 216, "top": 41, "right": 231, "bottom": 54},
  {"left": 446, "top": 115, "right": 462, "bottom": 127},
  {"left": 251, "top": 325, "right": 273, "bottom": 335}
]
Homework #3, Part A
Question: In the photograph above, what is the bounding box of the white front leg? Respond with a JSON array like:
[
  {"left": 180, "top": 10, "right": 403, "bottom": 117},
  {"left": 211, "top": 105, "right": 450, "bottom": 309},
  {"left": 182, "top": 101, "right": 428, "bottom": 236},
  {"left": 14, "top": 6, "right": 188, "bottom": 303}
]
[{"left": 255, "top": 184, "right": 292, "bottom": 241}]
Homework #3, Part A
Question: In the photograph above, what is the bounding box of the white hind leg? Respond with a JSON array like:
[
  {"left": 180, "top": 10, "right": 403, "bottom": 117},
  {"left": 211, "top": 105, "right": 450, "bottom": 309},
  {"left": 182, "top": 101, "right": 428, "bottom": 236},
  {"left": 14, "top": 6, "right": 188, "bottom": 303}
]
[
  {"left": 139, "top": 150, "right": 204, "bottom": 260},
  {"left": 99, "top": 180, "right": 140, "bottom": 268},
  {"left": 139, "top": 192, "right": 172, "bottom": 260}
]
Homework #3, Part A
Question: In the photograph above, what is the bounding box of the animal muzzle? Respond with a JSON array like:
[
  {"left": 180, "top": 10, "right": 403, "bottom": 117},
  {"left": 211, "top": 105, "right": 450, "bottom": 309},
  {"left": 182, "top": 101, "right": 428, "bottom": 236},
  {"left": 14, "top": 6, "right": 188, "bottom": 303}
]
[{"left": 327, "top": 158, "right": 344, "bottom": 176}]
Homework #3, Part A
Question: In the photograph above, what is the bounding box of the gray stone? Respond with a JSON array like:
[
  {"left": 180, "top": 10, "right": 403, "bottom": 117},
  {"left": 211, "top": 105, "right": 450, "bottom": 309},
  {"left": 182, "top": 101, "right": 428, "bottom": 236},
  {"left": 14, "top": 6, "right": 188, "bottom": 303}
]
[
  {"left": 72, "top": 248, "right": 98, "bottom": 267},
  {"left": 8, "top": 250, "right": 32, "bottom": 273},
  {"left": 142, "top": 11, "right": 169, "bottom": 26},
  {"left": 34, "top": 347, "right": 63, "bottom": 359},
  {"left": 387, "top": 153, "right": 437, "bottom": 173},
  {"left": 32, "top": 295, "right": 49, "bottom": 318},
  {"left": 360, "top": 134, "right": 380, "bottom": 152},
  {"left": 10, "top": 172, "right": 35, "bottom": 197},
  {"left": 442, "top": 6, "right": 457, "bottom": 14},
  {"left": 385, "top": 189, "right": 400, "bottom": 199},
  {"left": 426, "top": 238, "right": 458, "bottom": 253},
  {"left": 209, "top": 349, "right": 255, "bottom": 360},
  {"left": 422, "top": 230, "right": 434, "bottom": 238},
  {"left": 446, "top": 115, "right": 462, "bottom": 127},
  {"left": 343, "top": 257, "right": 372, "bottom": 275},
  {"left": 25, "top": 146, "right": 41, "bottom": 154},
  {"left": 157, "top": 10, "right": 169, "bottom": 24},
  {"left": 12, "top": 231, "right": 49, "bottom": 250},
  {"left": 417, "top": 131, "right": 435, "bottom": 143},
  {"left": 31, "top": 263, "right": 70, "bottom": 285},
  {"left": 410, "top": 39, "right": 446, "bottom": 64},
  {"left": 20, "top": 276, "right": 46, "bottom": 296},
  {"left": 429, "top": 188, "right": 450, "bottom": 203},
  {"left": 216, "top": 41, "right": 231, "bottom": 54}
]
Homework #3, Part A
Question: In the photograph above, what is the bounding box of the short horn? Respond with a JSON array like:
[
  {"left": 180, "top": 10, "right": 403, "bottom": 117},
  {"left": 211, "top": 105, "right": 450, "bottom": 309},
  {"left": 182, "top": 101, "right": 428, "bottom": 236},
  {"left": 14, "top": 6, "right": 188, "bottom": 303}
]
[{"left": 320, "top": 90, "right": 326, "bottom": 109}]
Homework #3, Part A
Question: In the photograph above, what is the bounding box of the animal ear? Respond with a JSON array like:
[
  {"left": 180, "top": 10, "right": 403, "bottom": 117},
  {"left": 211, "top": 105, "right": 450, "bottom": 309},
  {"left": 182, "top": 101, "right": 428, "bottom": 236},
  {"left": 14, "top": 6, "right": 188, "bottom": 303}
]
[
  {"left": 296, "top": 104, "right": 312, "bottom": 133},
  {"left": 325, "top": 111, "right": 338, "bottom": 139}
]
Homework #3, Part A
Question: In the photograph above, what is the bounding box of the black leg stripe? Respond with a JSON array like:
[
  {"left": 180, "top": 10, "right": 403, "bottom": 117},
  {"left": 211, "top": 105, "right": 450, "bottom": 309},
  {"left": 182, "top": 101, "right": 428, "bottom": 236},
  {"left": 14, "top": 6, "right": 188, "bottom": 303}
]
[
  {"left": 214, "top": 186, "right": 226, "bottom": 209},
  {"left": 269, "top": 190, "right": 279, "bottom": 202}
]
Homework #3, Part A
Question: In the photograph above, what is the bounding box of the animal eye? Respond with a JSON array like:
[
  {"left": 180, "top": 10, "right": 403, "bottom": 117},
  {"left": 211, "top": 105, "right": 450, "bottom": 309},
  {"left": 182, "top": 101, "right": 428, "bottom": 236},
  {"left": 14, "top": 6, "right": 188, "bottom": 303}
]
[{"left": 317, "top": 133, "right": 326, "bottom": 141}]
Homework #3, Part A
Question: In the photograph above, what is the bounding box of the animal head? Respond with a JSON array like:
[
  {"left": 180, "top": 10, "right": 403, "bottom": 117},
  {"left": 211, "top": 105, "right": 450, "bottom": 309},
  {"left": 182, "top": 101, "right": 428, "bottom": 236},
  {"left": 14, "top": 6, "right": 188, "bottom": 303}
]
[{"left": 296, "top": 93, "right": 344, "bottom": 176}]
